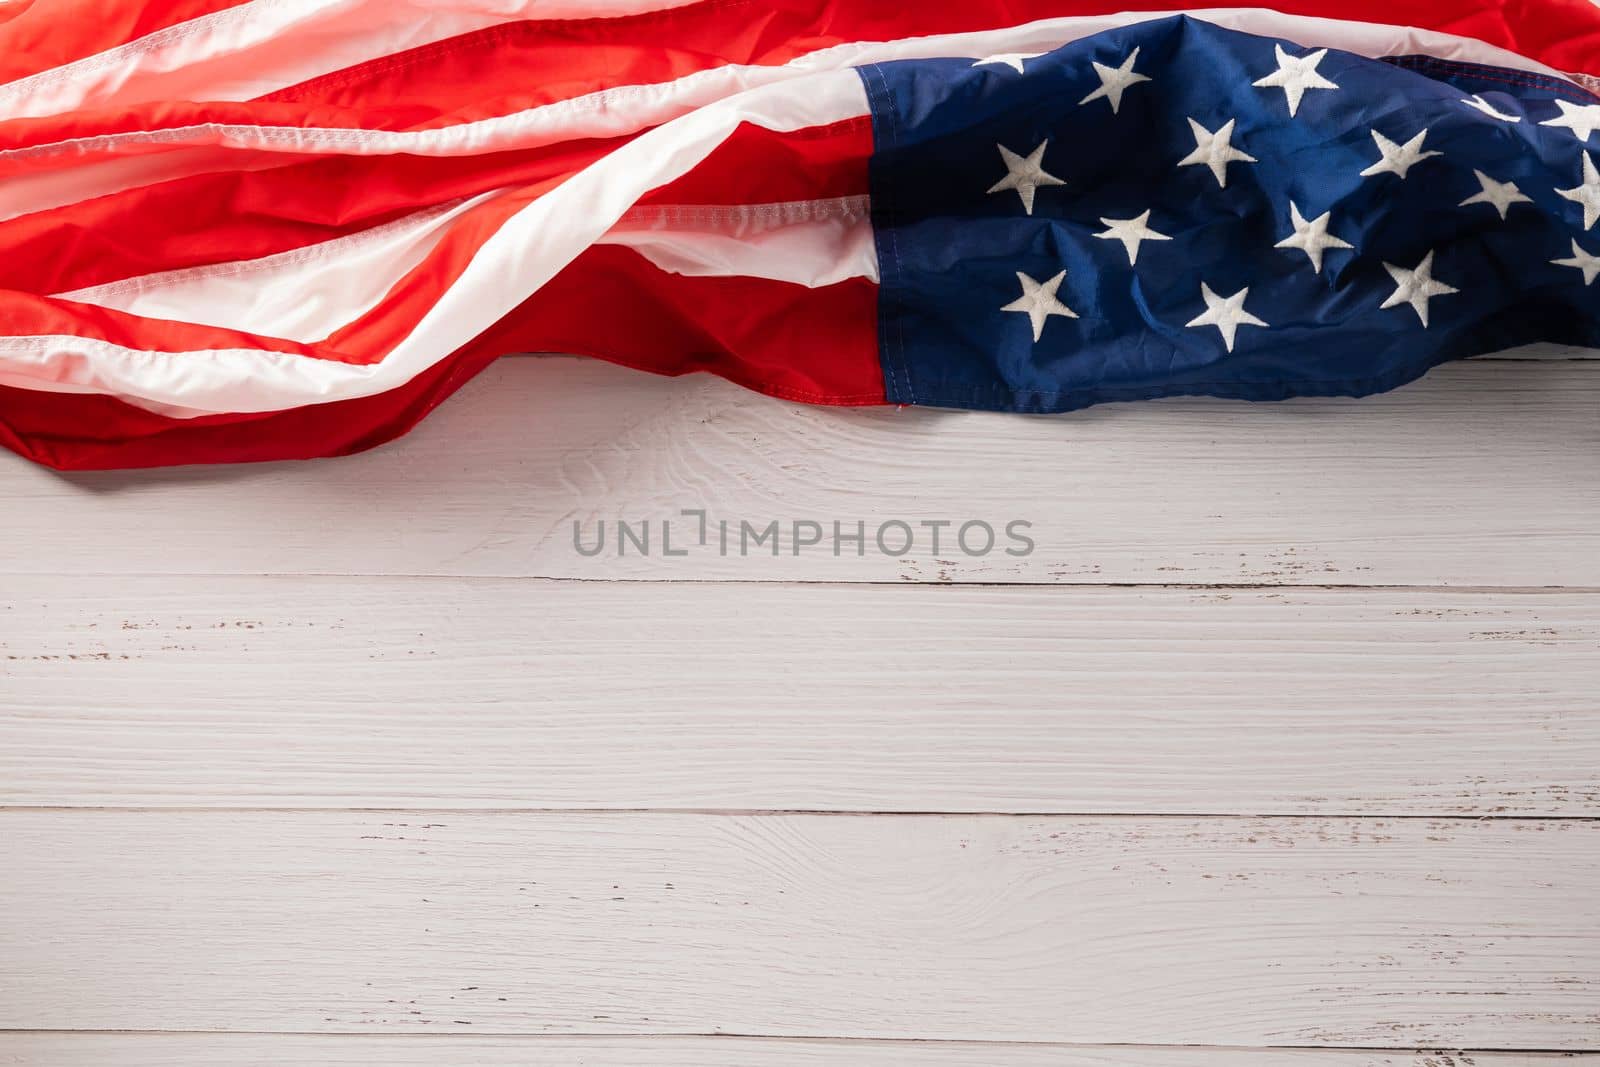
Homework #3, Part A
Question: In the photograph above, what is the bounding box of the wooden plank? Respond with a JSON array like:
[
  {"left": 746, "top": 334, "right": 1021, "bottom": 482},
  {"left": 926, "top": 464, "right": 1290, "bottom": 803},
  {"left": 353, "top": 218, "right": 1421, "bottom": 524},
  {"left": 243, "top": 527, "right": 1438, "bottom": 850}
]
[
  {"left": 2, "top": 812, "right": 1595, "bottom": 1046},
  {"left": 1, "top": 357, "right": 1596, "bottom": 585},
  {"left": 3, "top": 578, "right": 1597, "bottom": 814},
  {"left": 0, "top": 1034, "right": 1586, "bottom": 1067},
  {"left": 1478, "top": 343, "right": 1600, "bottom": 361}
]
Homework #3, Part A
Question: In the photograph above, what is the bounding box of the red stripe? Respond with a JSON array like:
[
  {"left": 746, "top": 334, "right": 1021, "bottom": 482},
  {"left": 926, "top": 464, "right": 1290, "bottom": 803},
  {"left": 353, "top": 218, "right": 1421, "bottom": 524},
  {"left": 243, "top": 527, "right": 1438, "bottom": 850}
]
[
  {"left": 0, "top": 134, "right": 626, "bottom": 295},
  {"left": 0, "top": 245, "right": 882, "bottom": 470},
  {"left": 639, "top": 113, "right": 873, "bottom": 207},
  {"left": 524, "top": 246, "right": 883, "bottom": 406}
]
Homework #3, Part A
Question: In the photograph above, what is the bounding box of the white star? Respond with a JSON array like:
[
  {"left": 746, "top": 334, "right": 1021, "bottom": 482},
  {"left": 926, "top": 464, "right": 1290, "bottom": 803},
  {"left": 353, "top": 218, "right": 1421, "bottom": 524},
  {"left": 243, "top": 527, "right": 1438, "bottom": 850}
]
[
  {"left": 1380, "top": 251, "right": 1459, "bottom": 328},
  {"left": 1360, "top": 128, "right": 1442, "bottom": 180},
  {"left": 1185, "top": 283, "right": 1267, "bottom": 352},
  {"left": 1462, "top": 94, "right": 1521, "bottom": 123},
  {"left": 1178, "top": 117, "right": 1258, "bottom": 189},
  {"left": 1002, "top": 270, "right": 1078, "bottom": 342},
  {"left": 1078, "top": 47, "right": 1152, "bottom": 114},
  {"left": 973, "top": 52, "right": 1043, "bottom": 74},
  {"left": 1095, "top": 210, "right": 1172, "bottom": 265},
  {"left": 986, "top": 140, "right": 1066, "bottom": 215},
  {"left": 1557, "top": 152, "right": 1600, "bottom": 230},
  {"left": 1540, "top": 99, "right": 1600, "bottom": 143},
  {"left": 1252, "top": 44, "right": 1339, "bottom": 117},
  {"left": 1552, "top": 239, "right": 1600, "bottom": 285},
  {"left": 1274, "top": 201, "right": 1353, "bottom": 274},
  {"left": 1459, "top": 169, "right": 1533, "bottom": 220}
]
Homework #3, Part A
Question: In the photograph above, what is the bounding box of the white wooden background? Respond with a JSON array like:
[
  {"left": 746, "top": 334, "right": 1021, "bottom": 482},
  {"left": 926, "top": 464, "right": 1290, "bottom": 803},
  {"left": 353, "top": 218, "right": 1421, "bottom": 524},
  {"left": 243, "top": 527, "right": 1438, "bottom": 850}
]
[{"left": 1, "top": 349, "right": 1597, "bottom": 1065}]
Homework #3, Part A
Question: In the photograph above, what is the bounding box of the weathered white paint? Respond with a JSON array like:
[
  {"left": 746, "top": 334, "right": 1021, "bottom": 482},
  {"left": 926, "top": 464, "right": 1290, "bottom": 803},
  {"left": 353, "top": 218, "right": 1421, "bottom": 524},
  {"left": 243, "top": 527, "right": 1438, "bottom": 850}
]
[
  {"left": 4, "top": 344, "right": 1596, "bottom": 1061},
  {"left": 2, "top": 812, "right": 1596, "bottom": 1046},
  {"left": 0, "top": 1034, "right": 1579, "bottom": 1066},
  {"left": 3, "top": 578, "right": 1596, "bottom": 814},
  {"left": 0, "top": 356, "right": 1596, "bottom": 585}
]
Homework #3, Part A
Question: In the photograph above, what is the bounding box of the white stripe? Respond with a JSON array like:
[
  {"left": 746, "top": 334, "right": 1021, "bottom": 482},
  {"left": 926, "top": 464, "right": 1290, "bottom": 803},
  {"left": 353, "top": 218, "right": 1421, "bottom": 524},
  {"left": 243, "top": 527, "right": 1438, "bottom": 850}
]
[
  {"left": 1, "top": 10, "right": 1583, "bottom": 413},
  {"left": 0, "top": 143, "right": 299, "bottom": 226},
  {"left": 55, "top": 194, "right": 877, "bottom": 343},
  {"left": 603, "top": 197, "right": 878, "bottom": 287},
  {"left": 53, "top": 195, "right": 494, "bottom": 344},
  {"left": 0, "top": 0, "right": 703, "bottom": 121}
]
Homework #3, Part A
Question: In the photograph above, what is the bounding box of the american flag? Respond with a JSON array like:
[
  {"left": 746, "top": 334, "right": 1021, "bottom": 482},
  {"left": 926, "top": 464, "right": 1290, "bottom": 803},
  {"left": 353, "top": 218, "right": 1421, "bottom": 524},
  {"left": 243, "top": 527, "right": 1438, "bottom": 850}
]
[{"left": 0, "top": 0, "right": 1597, "bottom": 468}]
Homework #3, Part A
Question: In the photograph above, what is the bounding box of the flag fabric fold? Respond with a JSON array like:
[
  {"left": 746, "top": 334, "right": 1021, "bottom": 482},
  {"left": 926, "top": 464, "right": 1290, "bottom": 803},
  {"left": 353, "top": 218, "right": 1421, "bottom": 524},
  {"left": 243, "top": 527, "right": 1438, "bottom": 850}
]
[{"left": 0, "top": 0, "right": 1597, "bottom": 468}]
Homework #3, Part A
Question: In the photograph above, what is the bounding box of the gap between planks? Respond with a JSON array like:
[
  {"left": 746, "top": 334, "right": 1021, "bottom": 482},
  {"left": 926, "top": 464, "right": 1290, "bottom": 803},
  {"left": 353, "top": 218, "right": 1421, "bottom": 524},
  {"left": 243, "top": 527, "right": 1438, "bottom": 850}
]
[
  {"left": 10, "top": 574, "right": 1600, "bottom": 591},
  {"left": 2, "top": 808, "right": 1599, "bottom": 820},
  {"left": 0, "top": 1032, "right": 1592, "bottom": 1066}
]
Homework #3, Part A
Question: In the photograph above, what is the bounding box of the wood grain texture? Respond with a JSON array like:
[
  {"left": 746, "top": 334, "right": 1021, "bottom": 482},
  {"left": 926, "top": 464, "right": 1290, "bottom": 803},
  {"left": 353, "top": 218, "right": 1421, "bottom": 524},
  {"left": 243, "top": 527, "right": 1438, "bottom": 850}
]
[
  {"left": 1, "top": 357, "right": 1596, "bottom": 585},
  {"left": 3, "top": 812, "right": 1596, "bottom": 1047},
  {"left": 0, "top": 1034, "right": 1585, "bottom": 1066},
  {"left": 3, "top": 578, "right": 1597, "bottom": 814},
  {"left": 5, "top": 349, "right": 1596, "bottom": 1056}
]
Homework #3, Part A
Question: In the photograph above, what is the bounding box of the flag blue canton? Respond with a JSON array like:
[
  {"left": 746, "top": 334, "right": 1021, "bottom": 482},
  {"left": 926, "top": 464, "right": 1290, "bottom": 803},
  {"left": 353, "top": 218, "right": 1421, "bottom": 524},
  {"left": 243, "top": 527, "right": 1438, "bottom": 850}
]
[{"left": 858, "top": 15, "right": 1600, "bottom": 411}]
